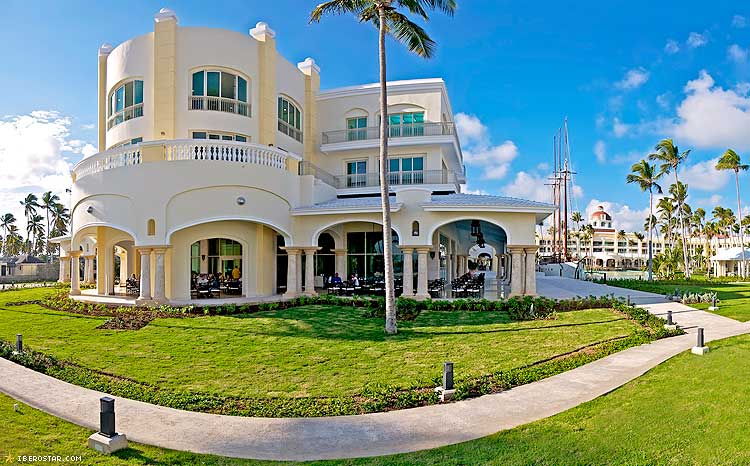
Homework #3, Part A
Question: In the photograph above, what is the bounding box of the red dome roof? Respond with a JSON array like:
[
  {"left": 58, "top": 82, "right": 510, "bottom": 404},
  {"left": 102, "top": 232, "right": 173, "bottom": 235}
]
[{"left": 590, "top": 205, "right": 612, "bottom": 221}]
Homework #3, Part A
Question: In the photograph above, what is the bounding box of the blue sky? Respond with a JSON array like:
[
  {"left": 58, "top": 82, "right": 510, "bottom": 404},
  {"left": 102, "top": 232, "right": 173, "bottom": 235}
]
[{"left": 1, "top": 0, "right": 749, "bottom": 232}]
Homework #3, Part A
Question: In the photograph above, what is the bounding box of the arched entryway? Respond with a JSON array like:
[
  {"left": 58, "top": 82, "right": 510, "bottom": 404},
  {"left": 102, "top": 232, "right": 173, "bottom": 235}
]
[{"left": 189, "top": 238, "right": 243, "bottom": 298}]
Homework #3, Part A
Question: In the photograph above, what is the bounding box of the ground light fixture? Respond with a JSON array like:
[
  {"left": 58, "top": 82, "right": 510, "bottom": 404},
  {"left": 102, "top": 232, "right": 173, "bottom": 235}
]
[{"left": 88, "top": 397, "right": 128, "bottom": 454}]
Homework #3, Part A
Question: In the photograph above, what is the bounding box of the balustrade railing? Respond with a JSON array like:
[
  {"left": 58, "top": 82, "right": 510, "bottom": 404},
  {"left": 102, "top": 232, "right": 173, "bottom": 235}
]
[
  {"left": 322, "top": 122, "right": 455, "bottom": 145},
  {"left": 72, "top": 140, "right": 297, "bottom": 180},
  {"left": 189, "top": 96, "right": 250, "bottom": 117},
  {"left": 73, "top": 145, "right": 142, "bottom": 179}
]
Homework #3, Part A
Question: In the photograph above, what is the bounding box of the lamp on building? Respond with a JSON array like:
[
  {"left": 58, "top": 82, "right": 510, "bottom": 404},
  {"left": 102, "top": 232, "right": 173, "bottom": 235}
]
[
  {"left": 470, "top": 220, "right": 480, "bottom": 236},
  {"left": 476, "top": 232, "right": 486, "bottom": 248},
  {"left": 201, "top": 254, "right": 206, "bottom": 261}
]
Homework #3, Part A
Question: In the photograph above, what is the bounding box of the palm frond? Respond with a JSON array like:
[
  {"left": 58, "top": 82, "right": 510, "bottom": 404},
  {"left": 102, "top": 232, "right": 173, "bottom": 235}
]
[{"left": 309, "top": 0, "right": 369, "bottom": 23}]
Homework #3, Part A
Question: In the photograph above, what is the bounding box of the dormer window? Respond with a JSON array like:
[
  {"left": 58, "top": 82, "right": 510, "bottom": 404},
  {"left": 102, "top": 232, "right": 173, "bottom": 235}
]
[
  {"left": 278, "top": 96, "right": 302, "bottom": 143},
  {"left": 108, "top": 79, "right": 143, "bottom": 129},
  {"left": 190, "top": 70, "right": 249, "bottom": 117}
]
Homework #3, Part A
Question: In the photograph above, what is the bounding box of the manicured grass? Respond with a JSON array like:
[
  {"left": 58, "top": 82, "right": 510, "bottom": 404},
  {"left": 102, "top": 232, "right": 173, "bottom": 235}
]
[
  {"left": 5, "top": 334, "right": 750, "bottom": 465},
  {"left": 605, "top": 278, "right": 750, "bottom": 322},
  {"left": 0, "top": 288, "right": 639, "bottom": 400}
]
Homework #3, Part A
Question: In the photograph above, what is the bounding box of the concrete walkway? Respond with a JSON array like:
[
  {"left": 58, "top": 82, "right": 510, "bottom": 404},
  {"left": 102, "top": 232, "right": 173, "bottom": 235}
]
[{"left": 1, "top": 277, "right": 748, "bottom": 461}]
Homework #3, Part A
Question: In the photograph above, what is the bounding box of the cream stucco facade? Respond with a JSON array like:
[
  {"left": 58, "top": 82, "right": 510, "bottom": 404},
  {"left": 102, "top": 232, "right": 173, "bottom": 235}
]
[{"left": 60, "top": 8, "right": 554, "bottom": 303}]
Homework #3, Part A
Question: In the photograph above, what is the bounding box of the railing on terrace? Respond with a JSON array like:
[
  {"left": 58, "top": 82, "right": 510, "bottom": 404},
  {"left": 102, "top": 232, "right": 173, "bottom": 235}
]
[
  {"left": 299, "top": 162, "right": 457, "bottom": 189},
  {"left": 189, "top": 96, "right": 250, "bottom": 117},
  {"left": 321, "top": 122, "right": 455, "bottom": 145},
  {"left": 107, "top": 103, "right": 144, "bottom": 130},
  {"left": 163, "top": 140, "right": 288, "bottom": 169},
  {"left": 73, "top": 145, "right": 142, "bottom": 179},
  {"left": 72, "top": 140, "right": 298, "bottom": 180}
]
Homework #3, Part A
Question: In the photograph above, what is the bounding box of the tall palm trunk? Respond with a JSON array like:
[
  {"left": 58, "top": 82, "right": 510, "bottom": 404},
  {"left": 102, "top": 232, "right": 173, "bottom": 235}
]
[
  {"left": 735, "top": 170, "right": 746, "bottom": 278},
  {"left": 673, "top": 171, "right": 690, "bottom": 278},
  {"left": 378, "top": 3, "right": 397, "bottom": 335},
  {"left": 648, "top": 189, "right": 654, "bottom": 281}
]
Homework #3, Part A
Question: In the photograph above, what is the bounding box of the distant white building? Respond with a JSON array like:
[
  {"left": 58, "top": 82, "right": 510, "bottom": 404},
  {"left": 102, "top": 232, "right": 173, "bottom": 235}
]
[{"left": 710, "top": 247, "right": 750, "bottom": 277}]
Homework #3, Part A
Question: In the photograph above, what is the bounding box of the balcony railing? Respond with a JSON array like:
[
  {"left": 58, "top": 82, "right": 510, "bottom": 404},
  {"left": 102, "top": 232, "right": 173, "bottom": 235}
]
[
  {"left": 107, "top": 104, "right": 144, "bottom": 130},
  {"left": 72, "top": 140, "right": 298, "bottom": 181},
  {"left": 321, "top": 122, "right": 455, "bottom": 145},
  {"left": 73, "top": 145, "right": 142, "bottom": 179},
  {"left": 189, "top": 96, "right": 250, "bottom": 117},
  {"left": 163, "top": 140, "right": 288, "bottom": 169},
  {"left": 299, "top": 162, "right": 457, "bottom": 189},
  {"left": 278, "top": 120, "right": 303, "bottom": 143}
]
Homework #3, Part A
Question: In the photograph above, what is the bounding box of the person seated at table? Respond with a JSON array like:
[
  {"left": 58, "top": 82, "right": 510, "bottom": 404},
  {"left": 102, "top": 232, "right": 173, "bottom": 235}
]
[
  {"left": 197, "top": 274, "right": 209, "bottom": 286},
  {"left": 232, "top": 265, "right": 241, "bottom": 280},
  {"left": 211, "top": 274, "right": 220, "bottom": 289},
  {"left": 351, "top": 274, "right": 360, "bottom": 286},
  {"left": 331, "top": 273, "right": 342, "bottom": 284}
]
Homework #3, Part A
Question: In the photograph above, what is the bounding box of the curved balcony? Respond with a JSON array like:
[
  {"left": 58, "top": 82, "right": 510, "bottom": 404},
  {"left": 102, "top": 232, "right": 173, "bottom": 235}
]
[{"left": 72, "top": 140, "right": 300, "bottom": 181}]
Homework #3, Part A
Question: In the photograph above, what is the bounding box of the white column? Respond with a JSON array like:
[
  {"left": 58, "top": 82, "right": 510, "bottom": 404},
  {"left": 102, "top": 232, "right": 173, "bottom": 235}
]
[
  {"left": 415, "top": 247, "right": 430, "bottom": 300},
  {"left": 152, "top": 247, "right": 167, "bottom": 302},
  {"left": 283, "top": 248, "right": 300, "bottom": 297},
  {"left": 401, "top": 248, "right": 414, "bottom": 296},
  {"left": 333, "top": 249, "right": 347, "bottom": 277},
  {"left": 304, "top": 248, "right": 319, "bottom": 296},
  {"left": 137, "top": 248, "right": 152, "bottom": 303},
  {"left": 69, "top": 252, "right": 81, "bottom": 295},
  {"left": 82, "top": 257, "right": 90, "bottom": 284},
  {"left": 508, "top": 246, "right": 525, "bottom": 296},
  {"left": 525, "top": 246, "right": 538, "bottom": 295},
  {"left": 58, "top": 257, "right": 66, "bottom": 282}
]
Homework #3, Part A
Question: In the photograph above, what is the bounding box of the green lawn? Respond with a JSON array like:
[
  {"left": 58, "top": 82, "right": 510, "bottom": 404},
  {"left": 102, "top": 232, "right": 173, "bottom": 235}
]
[
  {"left": 0, "top": 288, "right": 638, "bottom": 399},
  {"left": 605, "top": 279, "right": 750, "bottom": 322},
  {"left": 5, "top": 334, "right": 750, "bottom": 465}
]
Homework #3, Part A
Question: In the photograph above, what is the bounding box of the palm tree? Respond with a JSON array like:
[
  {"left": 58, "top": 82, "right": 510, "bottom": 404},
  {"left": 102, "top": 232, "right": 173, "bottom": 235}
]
[
  {"left": 571, "top": 211, "right": 583, "bottom": 231},
  {"left": 626, "top": 160, "right": 662, "bottom": 281},
  {"left": 51, "top": 203, "right": 70, "bottom": 236},
  {"left": 4, "top": 225, "right": 22, "bottom": 256},
  {"left": 583, "top": 223, "right": 595, "bottom": 267},
  {"left": 716, "top": 149, "right": 749, "bottom": 277},
  {"left": 40, "top": 191, "right": 60, "bottom": 259},
  {"left": 311, "top": 0, "right": 456, "bottom": 334},
  {"left": 649, "top": 139, "right": 691, "bottom": 278},
  {"left": 26, "top": 214, "right": 45, "bottom": 255},
  {"left": 19, "top": 194, "right": 40, "bottom": 254},
  {"left": 579, "top": 229, "right": 591, "bottom": 267},
  {"left": 657, "top": 197, "right": 675, "bottom": 245},
  {"left": 0, "top": 213, "right": 16, "bottom": 255}
]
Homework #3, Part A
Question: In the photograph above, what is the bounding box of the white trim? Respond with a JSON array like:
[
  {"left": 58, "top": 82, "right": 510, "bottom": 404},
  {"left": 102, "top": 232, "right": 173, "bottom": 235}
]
[
  {"left": 318, "top": 78, "right": 446, "bottom": 100},
  {"left": 423, "top": 205, "right": 556, "bottom": 214},
  {"left": 336, "top": 184, "right": 458, "bottom": 197},
  {"left": 321, "top": 135, "right": 458, "bottom": 153},
  {"left": 165, "top": 216, "right": 293, "bottom": 243},
  {"left": 292, "top": 203, "right": 403, "bottom": 216}
]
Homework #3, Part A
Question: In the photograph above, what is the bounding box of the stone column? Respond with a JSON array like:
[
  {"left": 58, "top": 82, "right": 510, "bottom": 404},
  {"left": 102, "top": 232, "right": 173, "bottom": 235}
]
[
  {"left": 524, "top": 246, "right": 539, "bottom": 296},
  {"left": 401, "top": 248, "right": 414, "bottom": 296},
  {"left": 333, "top": 248, "right": 347, "bottom": 278},
  {"left": 137, "top": 248, "right": 152, "bottom": 303},
  {"left": 58, "top": 256, "right": 66, "bottom": 282},
  {"left": 282, "top": 247, "right": 300, "bottom": 298},
  {"left": 82, "top": 256, "right": 90, "bottom": 284},
  {"left": 508, "top": 246, "right": 525, "bottom": 296},
  {"left": 152, "top": 247, "right": 168, "bottom": 303},
  {"left": 69, "top": 251, "right": 82, "bottom": 295},
  {"left": 415, "top": 247, "right": 431, "bottom": 300},
  {"left": 303, "top": 248, "right": 320, "bottom": 296}
]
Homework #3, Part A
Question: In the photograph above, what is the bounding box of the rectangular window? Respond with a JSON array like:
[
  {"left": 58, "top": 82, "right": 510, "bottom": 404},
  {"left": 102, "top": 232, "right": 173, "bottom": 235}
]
[
  {"left": 206, "top": 72, "right": 220, "bottom": 97},
  {"left": 115, "top": 86, "right": 124, "bottom": 112},
  {"left": 234, "top": 135, "right": 247, "bottom": 142},
  {"left": 346, "top": 160, "right": 367, "bottom": 187},
  {"left": 124, "top": 81, "right": 134, "bottom": 108},
  {"left": 389, "top": 159, "right": 400, "bottom": 172},
  {"left": 221, "top": 135, "right": 233, "bottom": 141},
  {"left": 347, "top": 117, "right": 368, "bottom": 141},
  {"left": 192, "top": 71, "right": 204, "bottom": 96},
  {"left": 208, "top": 134, "right": 220, "bottom": 140},
  {"left": 192, "top": 131, "right": 207, "bottom": 139},
  {"left": 134, "top": 80, "right": 143, "bottom": 104},
  {"left": 237, "top": 77, "right": 247, "bottom": 102},
  {"left": 221, "top": 72, "right": 235, "bottom": 99}
]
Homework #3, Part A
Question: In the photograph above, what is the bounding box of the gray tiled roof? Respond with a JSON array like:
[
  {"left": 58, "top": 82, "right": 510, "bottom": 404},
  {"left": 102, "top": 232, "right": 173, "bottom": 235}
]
[
  {"left": 428, "top": 193, "right": 555, "bottom": 209},
  {"left": 294, "top": 196, "right": 400, "bottom": 212}
]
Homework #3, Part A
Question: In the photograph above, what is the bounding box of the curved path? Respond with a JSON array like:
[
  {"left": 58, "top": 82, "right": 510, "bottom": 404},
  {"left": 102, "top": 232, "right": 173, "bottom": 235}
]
[{"left": 1, "top": 277, "right": 748, "bottom": 462}]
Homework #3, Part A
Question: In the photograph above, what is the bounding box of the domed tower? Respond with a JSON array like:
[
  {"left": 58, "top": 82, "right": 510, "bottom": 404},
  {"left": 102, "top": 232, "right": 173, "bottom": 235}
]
[{"left": 590, "top": 205, "right": 614, "bottom": 231}]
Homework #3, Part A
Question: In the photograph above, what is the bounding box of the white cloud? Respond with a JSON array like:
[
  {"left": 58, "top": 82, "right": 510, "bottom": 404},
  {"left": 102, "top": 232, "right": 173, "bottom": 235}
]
[
  {"left": 0, "top": 111, "right": 90, "bottom": 233},
  {"left": 584, "top": 199, "right": 650, "bottom": 233},
  {"left": 728, "top": 44, "right": 748, "bottom": 63},
  {"left": 613, "top": 118, "right": 630, "bottom": 137},
  {"left": 455, "top": 112, "right": 519, "bottom": 180},
  {"left": 656, "top": 92, "right": 671, "bottom": 110},
  {"left": 687, "top": 32, "right": 708, "bottom": 48},
  {"left": 460, "top": 184, "right": 489, "bottom": 195},
  {"left": 615, "top": 68, "right": 650, "bottom": 90},
  {"left": 678, "top": 157, "right": 732, "bottom": 191},
  {"left": 695, "top": 194, "right": 724, "bottom": 208},
  {"left": 501, "top": 170, "right": 583, "bottom": 204},
  {"left": 593, "top": 140, "right": 606, "bottom": 163},
  {"left": 80, "top": 123, "right": 96, "bottom": 130},
  {"left": 664, "top": 39, "right": 680, "bottom": 54},
  {"left": 671, "top": 70, "right": 750, "bottom": 151},
  {"left": 732, "top": 15, "right": 747, "bottom": 28}
]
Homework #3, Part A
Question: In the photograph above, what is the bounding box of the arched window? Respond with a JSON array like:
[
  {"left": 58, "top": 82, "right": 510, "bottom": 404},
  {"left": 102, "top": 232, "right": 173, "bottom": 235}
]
[
  {"left": 278, "top": 96, "right": 302, "bottom": 142},
  {"left": 108, "top": 79, "right": 144, "bottom": 129},
  {"left": 191, "top": 69, "right": 249, "bottom": 117},
  {"left": 147, "top": 219, "right": 156, "bottom": 236},
  {"left": 411, "top": 221, "right": 420, "bottom": 236}
]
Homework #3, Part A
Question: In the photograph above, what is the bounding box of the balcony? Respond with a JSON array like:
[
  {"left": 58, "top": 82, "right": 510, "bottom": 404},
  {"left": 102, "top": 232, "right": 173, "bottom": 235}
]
[
  {"left": 107, "top": 103, "right": 144, "bottom": 130},
  {"left": 72, "top": 139, "right": 298, "bottom": 181},
  {"left": 189, "top": 96, "right": 250, "bottom": 117},
  {"left": 299, "top": 162, "right": 458, "bottom": 190},
  {"left": 322, "top": 122, "right": 455, "bottom": 145}
]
